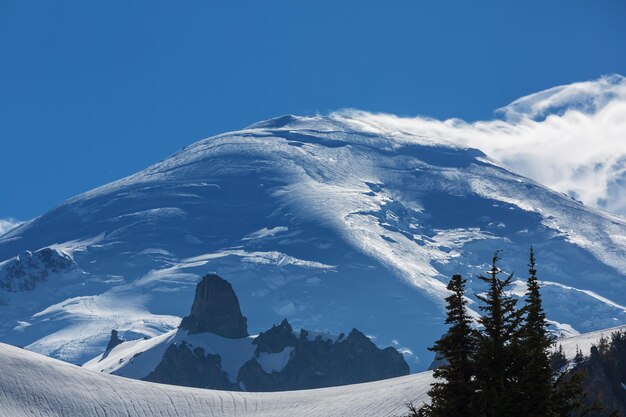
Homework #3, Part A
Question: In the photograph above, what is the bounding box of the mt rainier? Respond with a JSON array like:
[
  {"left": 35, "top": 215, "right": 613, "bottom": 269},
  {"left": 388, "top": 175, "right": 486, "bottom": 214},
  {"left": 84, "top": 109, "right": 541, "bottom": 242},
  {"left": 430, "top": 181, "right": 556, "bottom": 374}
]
[{"left": 2, "top": 114, "right": 626, "bottom": 370}]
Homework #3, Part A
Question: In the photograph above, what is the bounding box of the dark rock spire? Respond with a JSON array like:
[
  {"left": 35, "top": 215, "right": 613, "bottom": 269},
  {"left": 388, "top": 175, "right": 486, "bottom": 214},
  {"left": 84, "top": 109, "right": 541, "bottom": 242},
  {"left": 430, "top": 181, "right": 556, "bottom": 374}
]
[{"left": 179, "top": 274, "right": 248, "bottom": 338}]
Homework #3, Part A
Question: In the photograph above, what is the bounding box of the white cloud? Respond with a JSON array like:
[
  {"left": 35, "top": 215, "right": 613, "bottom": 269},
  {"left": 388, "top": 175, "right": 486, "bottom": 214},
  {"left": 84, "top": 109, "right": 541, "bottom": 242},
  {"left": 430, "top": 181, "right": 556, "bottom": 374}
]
[
  {"left": 0, "top": 218, "right": 23, "bottom": 236},
  {"left": 331, "top": 74, "right": 626, "bottom": 217}
]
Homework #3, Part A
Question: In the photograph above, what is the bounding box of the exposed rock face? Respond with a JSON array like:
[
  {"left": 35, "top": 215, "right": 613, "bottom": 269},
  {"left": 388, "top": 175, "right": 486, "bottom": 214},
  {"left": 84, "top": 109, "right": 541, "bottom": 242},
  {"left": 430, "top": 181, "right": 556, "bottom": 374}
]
[
  {"left": 179, "top": 274, "right": 248, "bottom": 338},
  {"left": 99, "top": 329, "right": 124, "bottom": 362},
  {"left": 0, "top": 248, "right": 75, "bottom": 292},
  {"left": 428, "top": 352, "right": 447, "bottom": 370},
  {"left": 105, "top": 330, "right": 123, "bottom": 352},
  {"left": 252, "top": 319, "right": 297, "bottom": 354},
  {"left": 237, "top": 326, "right": 409, "bottom": 392},
  {"left": 144, "top": 342, "right": 237, "bottom": 391}
]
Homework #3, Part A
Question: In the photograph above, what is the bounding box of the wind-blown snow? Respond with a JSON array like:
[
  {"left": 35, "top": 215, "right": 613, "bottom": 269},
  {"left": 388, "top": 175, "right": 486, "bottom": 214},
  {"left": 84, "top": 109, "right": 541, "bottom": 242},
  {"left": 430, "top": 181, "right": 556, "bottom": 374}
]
[
  {"left": 243, "top": 227, "right": 289, "bottom": 241},
  {"left": 0, "top": 218, "right": 23, "bottom": 237},
  {"left": 184, "top": 250, "right": 335, "bottom": 270},
  {"left": 336, "top": 75, "right": 626, "bottom": 217}
]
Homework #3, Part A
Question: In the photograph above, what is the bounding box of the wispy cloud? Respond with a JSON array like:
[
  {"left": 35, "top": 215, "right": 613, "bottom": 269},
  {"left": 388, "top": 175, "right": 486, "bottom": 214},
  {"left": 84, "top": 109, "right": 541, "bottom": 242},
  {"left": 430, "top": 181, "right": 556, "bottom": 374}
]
[
  {"left": 0, "top": 218, "right": 23, "bottom": 236},
  {"left": 333, "top": 74, "right": 626, "bottom": 217}
]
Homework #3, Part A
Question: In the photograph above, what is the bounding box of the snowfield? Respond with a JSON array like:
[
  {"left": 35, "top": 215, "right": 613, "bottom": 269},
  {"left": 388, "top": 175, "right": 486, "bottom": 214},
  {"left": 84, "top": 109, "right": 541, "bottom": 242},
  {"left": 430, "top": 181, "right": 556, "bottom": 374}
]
[
  {"left": 1, "top": 326, "right": 621, "bottom": 417},
  {"left": 0, "top": 342, "right": 432, "bottom": 417},
  {"left": 557, "top": 323, "right": 626, "bottom": 359}
]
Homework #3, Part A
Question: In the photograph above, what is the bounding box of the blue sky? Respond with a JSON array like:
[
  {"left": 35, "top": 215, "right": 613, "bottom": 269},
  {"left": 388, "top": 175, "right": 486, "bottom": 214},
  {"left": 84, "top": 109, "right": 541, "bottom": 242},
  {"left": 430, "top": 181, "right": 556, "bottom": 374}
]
[{"left": 1, "top": 1, "right": 626, "bottom": 221}]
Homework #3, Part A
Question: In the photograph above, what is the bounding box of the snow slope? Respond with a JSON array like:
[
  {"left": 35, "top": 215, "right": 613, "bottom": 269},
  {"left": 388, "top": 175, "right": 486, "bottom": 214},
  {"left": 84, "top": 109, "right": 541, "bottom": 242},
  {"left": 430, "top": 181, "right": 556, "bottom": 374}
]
[
  {"left": 558, "top": 324, "right": 626, "bottom": 360},
  {"left": 83, "top": 329, "right": 258, "bottom": 382},
  {"left": 0, "top": 342, "right": 431, "bottom": 417},
  {"left": 0, "top": 326, "right": 620, "bottom": 417},
  {"left": 2, "top": 114, "right": 626, "bottom": 369}
]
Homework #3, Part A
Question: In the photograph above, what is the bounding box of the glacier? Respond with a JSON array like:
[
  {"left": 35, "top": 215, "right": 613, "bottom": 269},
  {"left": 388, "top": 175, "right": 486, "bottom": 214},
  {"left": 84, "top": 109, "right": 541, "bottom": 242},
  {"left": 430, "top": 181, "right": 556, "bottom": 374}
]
[{"left": 2, "top": 114, "right": 626, "bottom": 370}]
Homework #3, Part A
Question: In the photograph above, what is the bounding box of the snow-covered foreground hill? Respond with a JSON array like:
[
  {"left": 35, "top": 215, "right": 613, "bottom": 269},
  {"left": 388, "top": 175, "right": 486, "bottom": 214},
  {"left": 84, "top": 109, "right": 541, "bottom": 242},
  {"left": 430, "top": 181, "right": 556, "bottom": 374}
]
[
  {"left": 1, "top": 327, "right": 621, "bottom": 417},
  {"left": 2, "top": 114, "right": 626, "bottom": 369},
  {"left": 0, "top": 342, "right": 431, "bottom": 417}
]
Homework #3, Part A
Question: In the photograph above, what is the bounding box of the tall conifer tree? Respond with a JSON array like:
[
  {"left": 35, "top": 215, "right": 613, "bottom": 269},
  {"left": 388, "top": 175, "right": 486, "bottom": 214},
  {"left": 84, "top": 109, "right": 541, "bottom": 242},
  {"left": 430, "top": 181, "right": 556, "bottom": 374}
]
[
  {"left": 419, "top": 274, "right": 476, "bottom": 417},
  {"left": 473, "top": 251, "right": 521, "bottom": 417},
  {"left": 518, "top": 246, "right": 555, "bottom": 416}
]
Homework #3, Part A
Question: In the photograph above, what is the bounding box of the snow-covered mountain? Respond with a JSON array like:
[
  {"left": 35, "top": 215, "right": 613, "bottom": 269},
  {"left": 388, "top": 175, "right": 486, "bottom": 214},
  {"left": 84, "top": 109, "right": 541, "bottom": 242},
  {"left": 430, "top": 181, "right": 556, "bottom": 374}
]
[
  {"left": 0, "top": 325, "right": 620, "bottom": 417},
  {"left": 2, "top": 114, "right": 626, "bottom": 370}
]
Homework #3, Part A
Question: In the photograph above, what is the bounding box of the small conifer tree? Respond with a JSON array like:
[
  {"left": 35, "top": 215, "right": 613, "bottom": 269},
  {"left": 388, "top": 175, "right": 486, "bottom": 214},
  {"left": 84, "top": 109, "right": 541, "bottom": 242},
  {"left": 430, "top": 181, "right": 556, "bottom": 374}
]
[
  {"left": 574, "top": 345, "right": 584, "bottom": 364},
  {"left": 551, "top": 344, "right": 568, "bottom": 371}
]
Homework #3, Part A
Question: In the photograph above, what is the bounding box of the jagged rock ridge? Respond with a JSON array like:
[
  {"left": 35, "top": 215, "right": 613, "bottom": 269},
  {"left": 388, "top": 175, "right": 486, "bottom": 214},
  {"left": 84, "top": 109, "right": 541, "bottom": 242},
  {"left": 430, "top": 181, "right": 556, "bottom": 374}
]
[
  {"left": 88, "top": 274, "right": 410, "bottom": 391},
  {"left": 238, "top": 322, "right": 409, "bottom": 391}
]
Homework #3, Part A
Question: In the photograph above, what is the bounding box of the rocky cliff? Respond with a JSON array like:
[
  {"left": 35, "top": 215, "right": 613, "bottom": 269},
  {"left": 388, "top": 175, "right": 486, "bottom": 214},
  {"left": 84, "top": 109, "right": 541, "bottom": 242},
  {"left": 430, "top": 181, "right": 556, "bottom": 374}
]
[{"left": 179, "top": 274, "right": 248, "bottom": 338}]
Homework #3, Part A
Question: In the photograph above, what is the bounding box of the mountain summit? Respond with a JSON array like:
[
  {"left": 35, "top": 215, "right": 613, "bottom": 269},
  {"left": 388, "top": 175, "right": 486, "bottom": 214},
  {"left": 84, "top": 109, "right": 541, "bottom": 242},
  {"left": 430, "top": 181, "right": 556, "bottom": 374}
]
[{"left": 1, "top": 114, "right": 626, "bottom": 369}]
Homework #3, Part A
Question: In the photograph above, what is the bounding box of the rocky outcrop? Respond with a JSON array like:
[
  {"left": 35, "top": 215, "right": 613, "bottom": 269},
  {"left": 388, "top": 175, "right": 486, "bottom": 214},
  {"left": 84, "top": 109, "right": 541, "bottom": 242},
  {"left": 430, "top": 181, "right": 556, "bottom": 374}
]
[
  {"left": 0, "top": 248, "right": 75, "bottom": 292},
  {"left": 139, "top": 274, "right": 409, "bottom": 392},
  {"left": 144, "top": 342, "right": 237, "bottom": 391},
  {"left": 98, "top": 330, "right": 125, "bottom": 362},
  {"left": 428, "top": 352, "right": 447, "bottom": 370},
  {"left": 105, "top": 330, "right": 123, "bottom": 352},
  {"left": 179, "top": 274, "right": 248, "bottom": 338},
  {"left": 238, "top": 326, "right": 409, "bottom": 392},
  {"left": 252, "top": 319, "right": 297, "bottom": 354}
]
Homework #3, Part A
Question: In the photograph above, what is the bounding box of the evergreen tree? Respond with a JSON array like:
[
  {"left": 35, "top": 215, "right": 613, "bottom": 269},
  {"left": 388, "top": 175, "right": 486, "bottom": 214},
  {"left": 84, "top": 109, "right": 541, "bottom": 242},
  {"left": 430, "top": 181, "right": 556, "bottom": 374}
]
[
  {"left": 548, "top": 345, "right": 604, "bottom": 416},
  {"left": 409, "top": 249, "right": 609, "bottom": 417},
  {"left": 574, "top": 345, "right": 584, "bottom": 364},
  {"left": 473, "top": 251, "right": 522, "bottom": 417},
  {"left": 551, "top": 370, "right": 603, "bottom": 417},
  {"left": 550, "top": 344, "right": 568, "bottom": 372},
  {"left": 419, "top": 274, "right": 477, "bottom": 417},
  {"left": 517, "top": 246, "right": 555, "bottom": 417}
]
